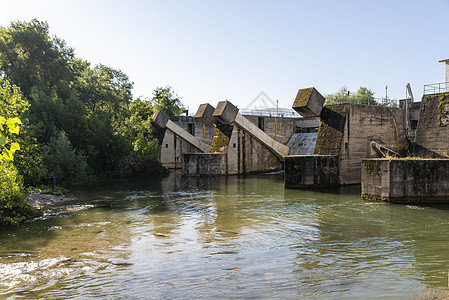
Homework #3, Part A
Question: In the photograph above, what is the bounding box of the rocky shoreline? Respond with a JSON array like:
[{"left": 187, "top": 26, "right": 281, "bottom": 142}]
[{"left": 26, "top": 191, "right": 77, "bottom": 209}]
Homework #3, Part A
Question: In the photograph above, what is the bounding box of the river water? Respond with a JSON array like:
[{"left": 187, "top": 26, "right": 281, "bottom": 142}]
[{"left": 1, "top": 172, "right": 449, "bottom": 299}]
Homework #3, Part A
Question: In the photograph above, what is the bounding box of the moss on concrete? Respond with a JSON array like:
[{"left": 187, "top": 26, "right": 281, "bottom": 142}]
[
  {"left": 210, "top": 127, "right": 230, "bottom": 153},
  {"left": 293, "top": 87, "right": 313, "bottom": 107},
  {"left": 314, "top": 104, "right": 349, "bottom": 156}
]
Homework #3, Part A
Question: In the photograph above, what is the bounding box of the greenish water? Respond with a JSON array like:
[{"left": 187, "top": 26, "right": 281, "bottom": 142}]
[{"left": 1, "top": 172, "right": 449, "bottom": 299}]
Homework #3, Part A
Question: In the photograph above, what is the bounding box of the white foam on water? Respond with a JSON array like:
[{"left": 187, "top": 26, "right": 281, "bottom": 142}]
[{"left": 0, "top": 257, "right": 72, "bottom": 289}]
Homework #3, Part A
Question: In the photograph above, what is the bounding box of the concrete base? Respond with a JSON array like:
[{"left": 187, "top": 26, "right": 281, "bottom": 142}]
[
  {"left": 361, "top": 158, "right": 449, "bottom": 203},
  {"left": 182, "top": 153, "right": 227, "bottom": 176},
  {"left": 284, "top": 155, "right": 339, "bottom": 189}
]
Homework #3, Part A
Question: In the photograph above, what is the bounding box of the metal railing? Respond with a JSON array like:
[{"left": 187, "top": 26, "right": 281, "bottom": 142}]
[
  {"left": 423, "top": 82, "right": 449, "bottom": 95},
  {"left": 239, "top": 108, "right": 300, "bottom": 118},
  {"left": 325, "top": 96, "right": 399, "bottom": 108}
]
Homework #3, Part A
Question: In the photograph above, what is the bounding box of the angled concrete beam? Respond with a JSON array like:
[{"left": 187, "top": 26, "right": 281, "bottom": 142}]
[
  {"left": 151, "top": 110, "right": 211, "bottom": 153},
  {"left": 212, "top": 100, "right": 290, "bottom": 160}
]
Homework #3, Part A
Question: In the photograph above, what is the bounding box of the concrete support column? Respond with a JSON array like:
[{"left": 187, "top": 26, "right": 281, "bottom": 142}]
[{"left": 439, "top": 59, "right": 449, "bottom": 92}]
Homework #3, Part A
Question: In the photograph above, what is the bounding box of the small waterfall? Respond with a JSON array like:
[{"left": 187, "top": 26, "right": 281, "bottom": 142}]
[{"left": 286, "top": 132, "right": 317, "bottom": 155}]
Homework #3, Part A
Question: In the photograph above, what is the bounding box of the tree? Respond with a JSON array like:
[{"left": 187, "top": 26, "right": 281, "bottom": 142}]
[
  {"left": 117, "top": 97, "right": 166, "bottom": 176},
  {"left": 0, "top": 116, "right": 21, "bottom": 160},
  {"left": 0, "top": 19, "right": 75, "bottom": 96},
  {"left": 325, "top": 86, "right": 377, "bottom": 106},
  {"left": 0, "top": 19, "right": 173, "bottom": 185},
  {"left": 0, "top": 82, "right": 40, "bottom": 225},
  {"left": 151, "top": 86, "right": 183, "bottom": 117},
  {"left": 42, "top": 131, "right": 87, "bottom": 185},
  {"left": 73, "top": 63, "right": 133, "bottom": 117},
  {"left": 354, "top": 87, "right": 376, "bottom": 105}
]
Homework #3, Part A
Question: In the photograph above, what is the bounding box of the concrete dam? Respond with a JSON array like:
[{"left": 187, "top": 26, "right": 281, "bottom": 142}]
[
  {"left": 151, "top": 59, "right": 449, "bottom": 203},
  {"left": 152, "top": 102, "right": 318, "bottom": 175}
]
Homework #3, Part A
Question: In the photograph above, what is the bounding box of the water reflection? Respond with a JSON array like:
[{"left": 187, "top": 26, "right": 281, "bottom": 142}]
[{"left": 2, "top": 173, "right": 449, "bottom": 298}]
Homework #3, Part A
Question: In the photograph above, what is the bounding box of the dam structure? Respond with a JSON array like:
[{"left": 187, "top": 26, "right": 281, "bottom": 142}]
[
  {"left": 361, "top": 59, "right": 449, "bottom": 203},
  {"left": 361, "top": 82, "right": 449, "bottom": 203},
  {"left": 284, "top": 87, "right": 415, "bottom": 189},
  {"left": 155, "top": 102, "right": 318, "bottom": 175}
]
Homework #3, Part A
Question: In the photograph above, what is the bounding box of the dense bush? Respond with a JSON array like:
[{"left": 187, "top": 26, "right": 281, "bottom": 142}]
[
  {"left": 117, "top": 134, "right": 167, "bottom": 176},
  {"left": 0, "top": 159, "right": 40, "bottom": 226},
  {"left": 42, "top": 131, "right": 88, "bottom": 185}
]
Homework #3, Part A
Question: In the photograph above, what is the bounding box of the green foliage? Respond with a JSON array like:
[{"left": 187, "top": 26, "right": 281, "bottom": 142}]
[
  {"left": 0, "top": 79, "right": 28, "bottom": 161},
  {"left": 117, "top": 98, "right": 167, "bottom": 176},
  {"left": 118, "top": 134, "right": 167, "bottom": 176},
  {"left": 40, "top": 185, "right": 67, "bottom": 196},
  {"left": 151, "top": 86, "right": 183, "bottom": 117},
  {"left": 0, "top": 19, "right": 174, "bottom": 188},
  {"left": 0, "top": 159, "right": 40, "bottom": 226},
  {"left": 73, "top": 63, "right": 132, "bottom": 118},
  {"left": 0, "top": 116, "right": 21, "bottom": 160},
  {"left": 42, "top": 131, "right": 87, "bottom": 186},
  {"left": 325, "top": 86, "right": 377, "bottom": 106},
  {"left": 0, "top": 19, "right": 74, "bottom": 96},
  {"left": 0, "top": 79, "right": 29, "bottom": 117}
]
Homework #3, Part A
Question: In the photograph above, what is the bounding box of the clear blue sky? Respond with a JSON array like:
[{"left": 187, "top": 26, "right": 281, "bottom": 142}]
[{"left": 2, "top": 0, "right": 449, "bottom": 111}]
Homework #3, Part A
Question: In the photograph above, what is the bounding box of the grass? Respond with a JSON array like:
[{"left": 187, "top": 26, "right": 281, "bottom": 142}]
[{"left": 28, "top": 185, "right": 68, "bottom": 196}]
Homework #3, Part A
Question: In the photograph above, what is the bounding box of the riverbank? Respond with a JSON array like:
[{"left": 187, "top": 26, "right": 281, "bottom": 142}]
[{"left": 26, "top": 191, "right": 76, "bottom": 209}]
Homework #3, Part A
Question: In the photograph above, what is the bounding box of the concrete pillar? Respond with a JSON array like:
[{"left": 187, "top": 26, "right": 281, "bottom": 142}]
[{"left": 440, "top": 59, "right": 449, "bottom": 92}]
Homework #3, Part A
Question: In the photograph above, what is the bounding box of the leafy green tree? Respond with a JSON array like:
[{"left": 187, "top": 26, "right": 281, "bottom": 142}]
[
  {"left": 73, "top": 63, "right": 133, "bottom": 117},
  {"left": 0, "top": 158, "right": 40, "bottom": 226},
  {"left": 0, "top": 79, "right": 43, "bottom": 185},
  {"left": 353, "top": 87, "right": 375, "bottom": 105},
  {"left": 0, "top": 116, "right": 21, "bottom": 160},
  {"left": 325, "top": 86, "right": 377, "bottom": 105},
  {"left": 0, "top": 85, "right": 39, "bottom": 225},
  {"left": 0, "top": 19, "right": 75, "bottom": 96},
  {"left": 151, "top": 86, "right": 183, "bottom": 117},
  {"left": 42, "top": 131, "right": 87, "bottom": 185},
  {"left": 0, "top": 19, "right": 173, "bottom": 184},
  {"left": 117, "top": 97, "right": 167, "bottom": 176}
]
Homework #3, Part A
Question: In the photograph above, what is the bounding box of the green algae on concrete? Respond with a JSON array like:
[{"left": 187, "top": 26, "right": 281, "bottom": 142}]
[{"left": 362, "top": 158, "right": 449, "bottom": 203}]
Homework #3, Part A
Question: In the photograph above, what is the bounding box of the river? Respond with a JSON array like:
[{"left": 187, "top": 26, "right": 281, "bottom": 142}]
[{"left": 1, "top": 172, "right": 449, "bottom": 298}]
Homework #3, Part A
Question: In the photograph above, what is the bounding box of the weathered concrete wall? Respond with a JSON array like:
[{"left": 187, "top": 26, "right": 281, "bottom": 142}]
[
  {"left": 286, "top": 104, "right": 408, "bottom": 188},
  {"left": 182, "top": 153, "right": 227, "bottom": 176},
  {"left": 315, "top": 104, "right": 407, "bottom": 185},
  {"left": 178, "top": 115, "right": 297, "bottom": 175},
  {"left": 341, "top": 104, "right": 407, "bottom": 184},
  {"left": 161, "top": 116, "right": 215, "bottom": 169},
  {"left": 361, "top": 158, "right": 449, "bottom": 203},
  {"left": 414, "top": 93, "right": 449, "bottom": 157},
  {"left": 244, "top": 115, "right": 296, "bottom": 145},
  {"left": 228, "top": 115, "right": 296, "bottom": 174},
  {"left": 284, "top": 155, "right": 339, "bottom": 189}
]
